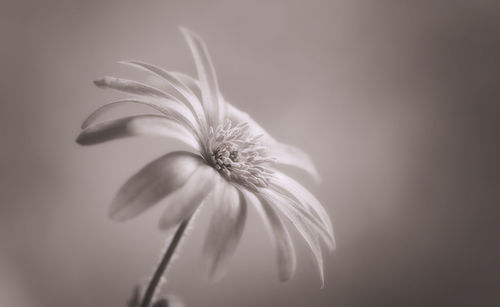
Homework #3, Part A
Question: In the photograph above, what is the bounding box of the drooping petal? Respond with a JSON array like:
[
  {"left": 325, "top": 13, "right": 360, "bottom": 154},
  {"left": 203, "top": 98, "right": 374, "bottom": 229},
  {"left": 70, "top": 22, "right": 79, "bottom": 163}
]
[
  {"left": 119, "top": 61, "right": 207, "bottom": 130},
  {"left": 298, "top": 222, "right": 325, "bottom": 287},
  {"left": 158, "top": 164, "right": 219, "bottom": 230},
  {"left": 262, "top": 185, "right": 334, "bottom": 251},
  {"left": 243, "top": 191, "right": 296, "bottom": 281},
  {"left": 202, "top": 183, "right": 247, "bottom": 280},
  {"left": 270, "top": 171, "right": 334, "bottom": 242},
  {"left": 259, "top": 188, "right": 328, "bottom": 286},
  {"left": 109, "top": 152, "right": 204, "bottom": 221},
  {"left": 76, "top": 115, "right": 200, "bottom": 151},
  {"left": 180, "top": 27, "right": 224, "bottom": 127},
  {"left": 81, "top": 99, "right": 201, "bottom": 144}
]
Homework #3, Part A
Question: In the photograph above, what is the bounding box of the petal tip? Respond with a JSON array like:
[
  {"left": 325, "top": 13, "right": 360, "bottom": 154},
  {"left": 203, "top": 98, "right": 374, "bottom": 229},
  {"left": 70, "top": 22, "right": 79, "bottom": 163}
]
[
  {"left": 313, "top": 171, "right": 322, "bottom": 183},
  {"left": 178, "top": 25, "right": 190, "bottom": 34},
  {"left": 75, "top": 132, "right": 86, "bottom": 145},
  {"left": 108, "top": 201, "right": 128, "bottom": 222},
  {"left": 278, "top": 273, "right": 292, "bottom": 282},
  {"left": 93, "top": 77, "right": 107, "bottom": 88},
  {"left": 108, "top": 210, "right": 127, "bottom": 222},
  {"left": 108, "top": 195, "right": 138, "bottom": 222}
]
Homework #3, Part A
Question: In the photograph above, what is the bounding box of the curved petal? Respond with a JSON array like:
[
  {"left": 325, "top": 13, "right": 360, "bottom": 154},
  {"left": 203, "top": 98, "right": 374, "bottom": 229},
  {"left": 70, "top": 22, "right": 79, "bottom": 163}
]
[
  {"left": 298, "top": 222, "right": 325, "bottom": 287},
  {"left": 202, "top": 183, "right": 247, "bottom": 280},
  {"left": 109, "top": 152, "right": 204, "bottom": 221},
  {"left": 180, "top": 27, "right": 224, "bottom": 127},
  {"left": 270, "top": 171, "right": 333, "bottom": 241},
  {"left": 76, "top": 115, "right": 200, "bottom": 151},
  {"left": 243, "top": 191, "right": 296, "bottom": 281},
  {"left": 262, "top": 184, "right": 334, "bottom": 250},
  {"left": 94, "top": 76, "right": 172, "bottom": 100},
  {"left": 158, "top": 164, "right": 219, "bottom": 230},
  {"left": 81, "top": 99, "right": 201, "bottom": 144},
  {"left": 119, "top": 61, "right": 207, "bottom": 130},
  {"left": 171, "top": 72, "right": 201, "bottom": 101},
  {"left": 259, "top": 188, "right": 327, "bottom": 286}
]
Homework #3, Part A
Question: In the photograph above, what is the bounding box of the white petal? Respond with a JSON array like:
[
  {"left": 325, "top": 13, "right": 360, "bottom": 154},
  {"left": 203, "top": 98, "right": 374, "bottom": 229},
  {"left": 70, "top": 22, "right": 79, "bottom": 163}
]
[
  {"left": 76, "top": 115, "right": 200, "bottom": 151},
  {"left": 259, "top": 188, "right": 327, "bottom": 286},
  {"left": 268, "top": 143, "right": 321, "bottom": 182},
  {"left": 243, "top": 191, "right": 296, "bottom": 281},
  {"left": 109, "top": 152, "right": 203, "bottom": 221},
  {"left": 119, "top": 61, "right": 207, "bottom": 130},
  {"left": 297, "top": 222, "right": 325, "bottom": 287},
  {"left": 180, "top": 27, "right": 224, "bottom": 127},
  {"left": 226, "top": 103, "right": 320, "bottom": 181},
  {"left": 262, "top": 186, "right": 334, "bottom": 251},
  {"left": 171, "top": 72, "right": 201, "bottom": 101},
  {"left": 94, "top": 76, "right": 171, "bottom": 99},
  {"left": 81, "top": 99, "right": 201, "bottom": 144},
  {"left": 167, "top": 72, "right": 321, "bottom": 181},
  {"left": 270, "top": 171, "right": 334, "bottom": 243},
  {"left": 202, "top": 183, "right": 247, "bottom": 280},
  {"left": 158, "top": 164, "right": 218, "bottom": 230}
]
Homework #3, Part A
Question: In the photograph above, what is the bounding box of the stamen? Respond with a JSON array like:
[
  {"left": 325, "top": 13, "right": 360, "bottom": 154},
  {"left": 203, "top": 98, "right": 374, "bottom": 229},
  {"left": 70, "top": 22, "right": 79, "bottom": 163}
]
[{"left": 204, "top": 120, "right": 274, "bottom": 190}]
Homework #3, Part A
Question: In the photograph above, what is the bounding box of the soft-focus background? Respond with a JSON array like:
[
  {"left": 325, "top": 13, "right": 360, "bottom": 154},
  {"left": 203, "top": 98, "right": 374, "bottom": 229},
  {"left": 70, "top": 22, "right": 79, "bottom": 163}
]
[{"left": 1, "top": 1, "right": 499, "bottom": 306}]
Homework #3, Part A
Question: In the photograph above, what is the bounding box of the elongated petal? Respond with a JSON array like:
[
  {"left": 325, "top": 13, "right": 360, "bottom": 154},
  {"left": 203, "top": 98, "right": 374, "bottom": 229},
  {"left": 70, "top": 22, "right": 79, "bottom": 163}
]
[
  {"left": 243, "top": 191, "right": 296, "bottom": 281},
  {"left": 81, "top": 99, "right": 201, "bottom": 144},
  {"left": 180, "top": 27, "right": 224, "bottom": 127},
  {"left": 170, "top": 72, "right": 228, "bottom": 117},
  {"left": 298, "top": 222, "right": 325, "bottom": 287},
  {"left": 259, "top": 188, "right": 327, "bottom": 286},
  {"left": 171, "top": 72, "right": 202, "bottom": 101},
  {"left": 119, "top": 61, "right": 207, "bottom": 129},
  {"left": 263, "top": 184, "right": 334, "bottom": 251},
  {"left": 94, "top": 76, "right": 171, "bottom": 99},
  {"left": 270, "top": 171, "right": 334, "bottom": 241},
  {"left": 109, "top": 152, "right": 203, "bottom": 221},
  {"left": 202, "top": 183, "right": 247, "bottom": 280},
  {"left": 158, "top": 164, "right": 218, "bottom": 230},
  {"left": 76, "top": 115, "right": 200, "bottom": 151}
]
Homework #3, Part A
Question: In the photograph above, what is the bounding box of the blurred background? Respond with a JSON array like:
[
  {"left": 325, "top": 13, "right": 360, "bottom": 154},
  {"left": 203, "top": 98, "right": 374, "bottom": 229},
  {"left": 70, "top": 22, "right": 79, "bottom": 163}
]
[{"left": 1, "top": 0, "right": 499, "bottom": 306}]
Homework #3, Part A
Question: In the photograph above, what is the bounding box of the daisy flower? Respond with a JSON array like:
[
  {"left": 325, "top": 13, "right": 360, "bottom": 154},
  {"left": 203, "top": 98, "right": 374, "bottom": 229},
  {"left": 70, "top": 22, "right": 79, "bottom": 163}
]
[{"left": 77, "top": 28, "right": 335, "bottom": 289}]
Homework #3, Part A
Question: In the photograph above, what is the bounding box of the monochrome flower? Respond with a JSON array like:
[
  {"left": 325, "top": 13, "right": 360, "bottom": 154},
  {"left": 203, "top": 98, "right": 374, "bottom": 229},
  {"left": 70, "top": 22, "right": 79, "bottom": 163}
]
[{"left": 77, "top": 27, "right": 335, "bottom": 285}]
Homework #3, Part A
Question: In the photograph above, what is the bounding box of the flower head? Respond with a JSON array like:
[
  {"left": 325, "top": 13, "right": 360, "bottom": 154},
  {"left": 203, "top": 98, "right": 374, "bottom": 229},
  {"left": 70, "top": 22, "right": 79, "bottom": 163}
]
[{"left": 77, "top": 27, "right": 335, "bottom": 285}]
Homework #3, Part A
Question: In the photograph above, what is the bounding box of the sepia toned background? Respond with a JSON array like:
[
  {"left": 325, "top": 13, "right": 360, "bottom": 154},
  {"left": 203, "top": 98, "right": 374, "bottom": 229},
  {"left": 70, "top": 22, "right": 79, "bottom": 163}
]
[{"left": 1, "top": 0, "right": 499, "bottom": 306}]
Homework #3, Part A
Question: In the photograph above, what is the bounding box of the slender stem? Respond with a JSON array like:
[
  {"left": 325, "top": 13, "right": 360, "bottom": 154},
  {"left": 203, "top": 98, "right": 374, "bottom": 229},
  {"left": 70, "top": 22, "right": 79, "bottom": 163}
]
[{"left": 140, "top": 217, "right": 191, "bottom": 307}]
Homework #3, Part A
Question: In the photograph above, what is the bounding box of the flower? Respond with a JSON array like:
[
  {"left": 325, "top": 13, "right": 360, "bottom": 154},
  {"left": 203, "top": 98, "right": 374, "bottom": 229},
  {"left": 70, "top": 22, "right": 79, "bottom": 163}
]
[{"left": 77, "top": 27, "right": 335, "bottom": 285}]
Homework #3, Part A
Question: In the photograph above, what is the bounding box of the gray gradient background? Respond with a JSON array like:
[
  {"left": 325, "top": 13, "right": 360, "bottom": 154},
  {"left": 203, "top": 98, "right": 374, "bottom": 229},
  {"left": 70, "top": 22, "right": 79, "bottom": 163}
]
[{"left": 1, "top": 1, "right": 499, "bottom": 306}]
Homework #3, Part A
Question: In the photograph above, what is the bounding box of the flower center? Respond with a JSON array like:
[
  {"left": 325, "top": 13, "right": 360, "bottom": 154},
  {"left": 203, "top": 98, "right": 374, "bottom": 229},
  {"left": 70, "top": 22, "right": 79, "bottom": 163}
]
[{"left": 204, "top": 120, "right": 275, "bottom": 190}]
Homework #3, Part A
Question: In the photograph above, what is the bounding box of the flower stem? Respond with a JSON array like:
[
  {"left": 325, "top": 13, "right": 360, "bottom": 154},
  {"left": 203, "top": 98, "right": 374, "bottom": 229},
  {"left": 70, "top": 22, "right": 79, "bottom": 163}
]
[{"left": 140, "top": 217, "right": 191, "bottom": 307}]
